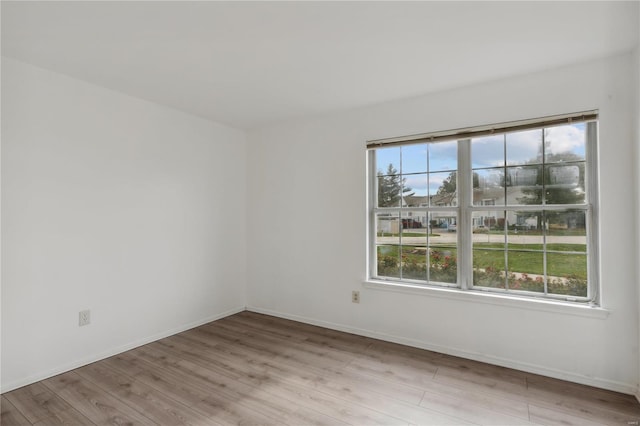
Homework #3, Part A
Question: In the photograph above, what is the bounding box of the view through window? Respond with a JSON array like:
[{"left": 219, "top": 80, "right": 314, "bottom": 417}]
[{"left": 368, "top": 113, "right": 598, "bottom": 303}]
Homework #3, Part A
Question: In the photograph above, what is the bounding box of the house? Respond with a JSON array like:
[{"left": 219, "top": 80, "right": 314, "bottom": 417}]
[
  {"left": 1, "top": 1, "right": 640, "bottom": 417},
  {"left": 403, "top": 194, "right": 457, "bottom": 229}
]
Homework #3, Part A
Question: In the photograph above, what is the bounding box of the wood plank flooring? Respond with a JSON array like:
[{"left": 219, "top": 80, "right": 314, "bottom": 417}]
[{"left": 2, "top": 311, "right": 640, "bottom": 425}]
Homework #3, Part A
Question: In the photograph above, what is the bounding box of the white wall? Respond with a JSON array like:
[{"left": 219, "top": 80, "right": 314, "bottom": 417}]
[
  {"left": 247, "top": 53, "right": 639, "bottom": 394},
  {"left": 635, "top": 6, "right": 640, "bottom": 401},
  {"left": 1, "top": 58, "right": 247, "bottom": 392}
]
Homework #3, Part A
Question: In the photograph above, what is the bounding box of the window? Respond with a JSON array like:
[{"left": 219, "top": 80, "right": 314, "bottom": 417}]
[{"left": 367, "top": 112, "right": 599, "bottom": 304}]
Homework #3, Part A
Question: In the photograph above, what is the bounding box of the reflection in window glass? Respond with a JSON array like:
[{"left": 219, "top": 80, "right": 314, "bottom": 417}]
[
  {"left": 506, "top": 166, "right": 538, "bottom": 187},
  {"left": 473, "top": 168, "right": 504, "bottom": 206},
  {"left": 544, "top": 165, "right": 585, "bottom": 205}
]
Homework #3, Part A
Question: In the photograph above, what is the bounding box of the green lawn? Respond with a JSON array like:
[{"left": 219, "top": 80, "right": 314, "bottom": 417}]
[
  {"left": 473, "top": 247, "right": 586, "bottom": 279},
  {"left": 471, "top": 242, "right": 586, "bottom": 252},
  {"left": 481, "top": 229, "right": 586, "bottom": 237},
  {"left": 377, "top": 242, "right": 586, "bottom": 279},
  {"left": 377, "top": 232, "right": 441, "bottom": 237}
]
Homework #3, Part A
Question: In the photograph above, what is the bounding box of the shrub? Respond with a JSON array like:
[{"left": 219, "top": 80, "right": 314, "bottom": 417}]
[{"left": 474, "top": 266, "right": 587, "bottom": 296}]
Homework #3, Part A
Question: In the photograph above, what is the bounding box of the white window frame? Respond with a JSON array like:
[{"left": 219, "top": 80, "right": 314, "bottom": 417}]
[{"left": 366, "top": 111, "right": 600, "bottom": 306}]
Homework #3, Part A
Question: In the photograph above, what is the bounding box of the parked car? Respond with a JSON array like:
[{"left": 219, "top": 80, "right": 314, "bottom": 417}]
[
  {"left": 402, "top": 218, "right": 422, "bottom": 229},
  {"left": 448, "top": 223, "right": 457, "bottom": 232}
]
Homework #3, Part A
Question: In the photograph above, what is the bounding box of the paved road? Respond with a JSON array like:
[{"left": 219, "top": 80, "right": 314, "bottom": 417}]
[{"left": 377, "top": 232, "right": 586, "bottom": 246}]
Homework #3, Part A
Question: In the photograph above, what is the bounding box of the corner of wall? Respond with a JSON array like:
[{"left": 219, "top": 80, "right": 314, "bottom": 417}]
[
  {"left": 635, "top": 15, "right": 640, "bottom": 400},
  {"left": 1, "top": 59, "right": 250, "bottom": 392}
]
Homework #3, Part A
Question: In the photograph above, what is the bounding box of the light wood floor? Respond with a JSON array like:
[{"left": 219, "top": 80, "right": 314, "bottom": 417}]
[{"left": 2, "top": 311, "right": 640, "bottom": 425}]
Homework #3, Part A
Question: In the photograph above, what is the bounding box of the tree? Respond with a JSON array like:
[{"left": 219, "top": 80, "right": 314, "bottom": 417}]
[
  {"left": 436, "top": 171, "right": 479, "bottom": 195},
  {"left": 517, "top": 152, "right": 586, "bottom": 229},
  {"left": 517, "top": 152, "right": 585, "bottom": 204},
  {"left": 437, "top": 172, "right": 457, "bottom": 195},
  {"left": 377, "top": 164, "right": 413, "bottom": 207}
]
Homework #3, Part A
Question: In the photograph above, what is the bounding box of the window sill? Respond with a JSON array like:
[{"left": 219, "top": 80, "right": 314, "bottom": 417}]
[{"left": 363, "top": 280, "right": 609, "bottom": 319}]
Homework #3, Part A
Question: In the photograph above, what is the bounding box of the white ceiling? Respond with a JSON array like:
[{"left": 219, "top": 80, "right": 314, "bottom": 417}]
[{"left": 2, "top": 1, "right": 639, "bottom": 130}]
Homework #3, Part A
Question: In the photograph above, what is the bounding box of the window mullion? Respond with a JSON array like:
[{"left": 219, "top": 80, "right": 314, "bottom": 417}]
[
  {"left": 586, "top": 121, "right": 599, "bottom": 304},
  {"left": 368, "top": 149, "right": 378, "bottom": 279},
  {"left": 457, "top": 139, "right": 472, "bottom": 290}
]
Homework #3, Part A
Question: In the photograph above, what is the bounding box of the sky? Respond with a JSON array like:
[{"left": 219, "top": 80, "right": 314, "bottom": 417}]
[{"left": 376, "top": 123, "right": 586, "bottom": 196}]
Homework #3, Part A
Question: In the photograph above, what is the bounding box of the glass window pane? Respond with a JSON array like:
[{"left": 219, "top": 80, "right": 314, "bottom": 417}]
[
  {"left": 403, "top": 174, "right": 427, "bottom": 203},
  {"left": 506, "top": 129, "right": 543, "bottom": 166},
  {"left": 429, "top": 140, "right": 457, "bottom": 172},
  {"left": 508, "top": 211, "right": 544, "bottom": 246},
  {"left": 547, "top": 253, "right": 587, "bottom": 297},
  {"left": 545, "top": 123, "right": 586, "bottom": 163},
  {"left": 472, "top": 211, "right": 506, "bottom": 289},
  {"left": 375, "top": 213, "right": 400, "bottom": 279},
  {"left": 546, "top": 210, "right": 587, "bottom": 247},
  {"left": 430, "top": 245, "right": 457, "bottom": 284},
  {"left": 473, "top": 249, "right": 506, "bottom": 289},
  {"left": 430, "top": 211, "right": 457, "bottom": 234},
  {"left": 400, "top": 211, "right": 428, "bottom": 281},
  {"left": 376, "top": 213, "right": 400, "bottom": 244},
  {"left": 506, "top": 165, "right": 543, "bottom": 205},
  {"left": 473, "top": 168, "right": 504, "bottom": 206},
  {"left": 472, "top": 135, "right": 504, "bottom": 169},
  {"left": 401, "top": 244, "right": 428, "bottom": 281},
  {"left": 429, "top": 212, "right": 457, "bottom": 284},
  {"left": 472, "top": 210, "right": 505, "bottom": 237},
  {"left": 506, "top": 166, "right": 540, "bottom": 187},
  {"left": 376, "top": 147, "right": 400, "bottom": 176},
  {"left": 377, "top": 174, "right": 402, "bottom": 207},
  {"left": 401, "top": 144, "right": 428, "bottom": 174},
  {"left": 507, "top": 250, "right": 544, "bottom": 293},
  {"left": 400, "top": 211, "right": 429, "bottom": 233},
  {"left": 430, "top": 171, "right": 457, "bottom": 206},
  {"left": 544, "top": 164, "right": 585, "bottom": 205},
  {"left": 377, "top": 245, "right": 400, "bottom": 279}
]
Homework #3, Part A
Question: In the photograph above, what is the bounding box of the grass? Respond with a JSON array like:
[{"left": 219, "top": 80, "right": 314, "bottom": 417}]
[
  {"left": 377, "top": 232, "right": 441, "bottom": 237},
  {"left": 377, "top": 242, "right": 587, "bottom": 279},
  {"left": 473, "top": 247, "right": 586, "bottom": 279},
  {"left": 480, "top": 229, "right": 587, "bottom": 237},
  {"left": 471, "top": 242, "right": 586, "bottom": 252}
]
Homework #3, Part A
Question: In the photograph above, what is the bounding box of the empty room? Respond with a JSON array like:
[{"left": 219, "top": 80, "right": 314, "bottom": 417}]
[{"left": 2, "top": 1, "right": 640, "bottom": 425}]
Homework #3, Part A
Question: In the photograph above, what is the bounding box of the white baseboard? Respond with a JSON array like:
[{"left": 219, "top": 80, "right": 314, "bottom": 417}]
[
  {"left": 0, "top": 306, "right": 246, "bottom": 394},
  {"left": 246, "top": 305, "right": 637, "bottom": 396}
]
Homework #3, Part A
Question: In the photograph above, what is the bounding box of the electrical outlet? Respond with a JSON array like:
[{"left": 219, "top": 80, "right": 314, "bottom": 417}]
[
  {"left": 79, "top": 310, "right": 91, "bottom": 327},
  {"left": 352, "top": 291, "right": 360, "bottom": 304}
]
